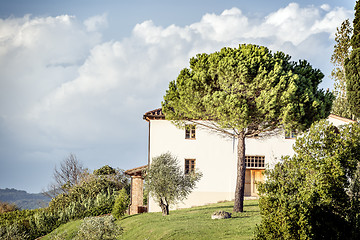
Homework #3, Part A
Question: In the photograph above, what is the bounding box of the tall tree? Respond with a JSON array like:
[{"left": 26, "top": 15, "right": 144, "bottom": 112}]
[
  {"left": 162, "top": 44, "right": 333, "bottom": 212},
  {"left": 331, "top": 19, "right": 352, "bottom": 119},
  {"left": 345, "top": 0, "right": 360, "bottom": 118}
]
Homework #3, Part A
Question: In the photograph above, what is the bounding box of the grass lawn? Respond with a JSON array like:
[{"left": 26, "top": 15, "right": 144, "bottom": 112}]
[
  {"left": 42, "top": 200, "right": 260, "bottom": 240},
  {"left": 41, "top": 219, "right": 82, "bottom": 240},
  {"left": 120, "top": 200, "right": 260, "bottom": 240}
]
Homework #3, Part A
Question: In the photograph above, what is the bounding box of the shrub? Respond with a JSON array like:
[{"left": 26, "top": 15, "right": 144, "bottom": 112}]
[
  {"left": 0, "top": 165, "right": 129, "bottom": 240},
  {"left": 255, "top": 121, "right": 360, "bottom": 240},
  {"left": 75, "top": 215, "right": 122, "bottom": 240},
  {"left": 112, "top": 188, "right": 130, "bottom": 219},
  {"left": 48, "top": 169, "right": 129, "bottom": 213},
  {"left": 50, "top": 230, "right": 68, "bottom": 240},
  {"left": 27, "top": 208, "right": 61, "bottom": 238},
  {"left": 93, "top": 165, "right": 117, "bottom": 175},
  {"left": 0, "top": 223, "right": 29, "bottom": 240}
]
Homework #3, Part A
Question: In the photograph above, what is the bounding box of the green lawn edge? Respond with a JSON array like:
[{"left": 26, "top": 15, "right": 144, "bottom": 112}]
[{"left": 42, "top": 200, "right": 260, "bottom": 240}]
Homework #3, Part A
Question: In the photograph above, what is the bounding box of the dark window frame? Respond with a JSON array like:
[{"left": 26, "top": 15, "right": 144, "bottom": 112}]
[
  {"left": 185, "top": 125, "right": 196, "bottom": 139},
  {"left": 185, "top": 159, "right": 196, "bottom": 174},
  {"left": 245, "top": 155, "right": 265, "bottom": 169}
]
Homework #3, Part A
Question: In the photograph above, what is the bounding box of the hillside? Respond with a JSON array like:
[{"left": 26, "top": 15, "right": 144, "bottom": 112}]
[
  {"left": 0, "top": 188, "right": 51, "bottom": 209},
  {"left": 43, "top": 200, "right": 260, "bottom": 239}
]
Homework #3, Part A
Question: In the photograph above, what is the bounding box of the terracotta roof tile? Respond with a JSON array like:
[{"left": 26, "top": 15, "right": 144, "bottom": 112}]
[
  {"left": 143, "top": 108, "right": 165, "bottom": 120},
  {"left": 125, "top": 165, "right": 148, "bottom": 176}
]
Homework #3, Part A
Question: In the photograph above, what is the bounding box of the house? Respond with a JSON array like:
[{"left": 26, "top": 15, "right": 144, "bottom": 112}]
[{"left": 126, "top": 109, "right": 355, "bottom": 214}]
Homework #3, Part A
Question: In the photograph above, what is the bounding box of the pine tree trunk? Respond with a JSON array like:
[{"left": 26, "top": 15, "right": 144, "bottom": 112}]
[{"left": 233, "top": 131, "right": 246, "bottom": 212}]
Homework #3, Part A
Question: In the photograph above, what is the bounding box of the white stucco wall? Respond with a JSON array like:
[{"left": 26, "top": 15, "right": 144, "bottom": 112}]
[{"left": 147, "top": 115, "right": 354, "bottom": 212}]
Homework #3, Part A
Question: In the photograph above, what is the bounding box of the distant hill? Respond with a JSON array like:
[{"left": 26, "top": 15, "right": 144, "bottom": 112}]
[{"left": 0, "top": 188, "right": 51, "bottom": 210}]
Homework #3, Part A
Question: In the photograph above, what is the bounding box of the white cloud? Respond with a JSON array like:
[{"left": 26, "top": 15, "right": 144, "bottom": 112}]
[
  {"left": 0, "top": 15, "right": 101, "bottom": 121},
  {"left": 321, "top": 4, "right": 331, "bottom": 12},
  {"left": 84, "top": 14, "right": 108, "bottom": 32},
  {"left": 190, "top": 8, "right": 249, "bottom": 42},
  {"left": 0, "top": 3, "right": 354, "bottom": 191},
  {"left": 23, "top": 3, "right": 352, "bottom": 144},
  {"left": 256, "top": 3, "right": 321, "bottom": 45},
  {"left": 311, "top": 7, "right": 352, "bottom": 37}
]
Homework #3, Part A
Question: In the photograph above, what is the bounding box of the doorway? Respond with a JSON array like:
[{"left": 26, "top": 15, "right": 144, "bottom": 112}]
[{"left": 244, "top": 169, "right": 265, "bottom": 197}]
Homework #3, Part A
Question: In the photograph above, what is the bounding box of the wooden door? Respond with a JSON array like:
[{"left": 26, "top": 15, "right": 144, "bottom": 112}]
[{"left": 244, "top": 169, "right": 264, "bottom": 197}]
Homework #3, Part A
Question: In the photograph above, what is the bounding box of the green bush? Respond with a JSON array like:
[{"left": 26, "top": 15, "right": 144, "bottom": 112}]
[
  {"left": 0, "top": 209, "right": 43, "bottom": 240},
  {"left": 29, "top": 209, "right": 60, "bottom": 237},
  {"left": 255, "top": 121, "right": 360, "bottom": 240},
  {"left": 49, "top": 169, "right": 129, "bottom": 212},
  {"left": 93, "top": 165, "right": 117, "bottom": 175},
  {"left": 75, "top": 215, "right": 122, "bottom": 240},
  {"left": 112, "top": 188, "right": 130, "bottom": 219},
  {"left": 0, "top": 223, "right": 29, "bottom": 240},
  {"left": 0, "top": 165, "right": 129, "bottom": 239}
]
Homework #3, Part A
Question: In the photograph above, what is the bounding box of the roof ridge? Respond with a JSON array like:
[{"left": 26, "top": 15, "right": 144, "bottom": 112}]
[{"left": 143, "top": 108, "right": 165, "bottom": 120}]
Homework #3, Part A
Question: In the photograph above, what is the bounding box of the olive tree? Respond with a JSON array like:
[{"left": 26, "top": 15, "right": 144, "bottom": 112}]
[
  {"left": 256, "top": 120, "right": 360, "bottom": 239},
  {"left": 162, "top": 44, "right": 333, "bottom": 212},
  {"left": 145, "top": 153, "right": 202, "bottom": 216}
]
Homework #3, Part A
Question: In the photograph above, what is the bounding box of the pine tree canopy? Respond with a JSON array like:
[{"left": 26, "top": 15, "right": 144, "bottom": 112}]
[{"left": 163, "top": 44, "right": 333, "bottom": 135}]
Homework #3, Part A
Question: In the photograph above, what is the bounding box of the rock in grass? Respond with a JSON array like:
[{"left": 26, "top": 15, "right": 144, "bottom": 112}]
[{"left": 211, "top": 211, "right": 231, "bottom": 219}]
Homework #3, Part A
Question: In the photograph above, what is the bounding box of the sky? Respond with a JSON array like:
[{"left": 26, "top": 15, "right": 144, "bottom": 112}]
[{"left": 0, "top": 0, "right": 356, "bottom": 193}]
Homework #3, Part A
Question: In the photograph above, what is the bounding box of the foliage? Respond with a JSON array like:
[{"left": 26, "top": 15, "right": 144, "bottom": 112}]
[
  {"left": 48, "top": 167, "right": 129, "bottom": 212},
  {"left": 0, "top": 201, "right": 20, "bottom": 213},
  {"left": 0, "top": 190, "right": 118, "bottom": 239},
  {"left": 93, "top": 165, "right": 117, "bottom": 176},
  {"left": 146, "top": 152, "right": 202, "bottom": 216},
  {"left": 112, "top": 188, "right": 130, "bottom": 219},
  {"left": 74, "top": 215, "right": 122, "bottom": 240},
  {"left": 0, "top": 164, "right": 129, "bottom": 239},
  {"left": 0, "top": 208, "right": 38, "bottom": 227},
  {"left": 163, "top": 44, "right": 333, "bottom": 212},
  {"left": 345, "top": 0, "right": 360, "bottom": 118},
  {"left": 0, "top": 208, "right": 49, "bottom": 239},
  {"left": 143, "top": 189, "right": 148, "bottom": 206},
  {"left": 30, "top": 209, "right": 60, "bottom": 237},
  {"left": 255, "top": 120, "right": 360, "bottom": 240},
  {"left": 0, "top": 223, "right": 29, "bottom": 240},
  {"left": 331, "top": 19, "right": 353, "bottom": 118},
  {"left": 54, "top": 190, "right": 116, "bottom": 222}
]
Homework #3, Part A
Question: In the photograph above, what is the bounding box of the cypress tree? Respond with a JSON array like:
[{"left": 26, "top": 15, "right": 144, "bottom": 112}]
[{"left": 345, "top": 0, "right": 360, "bottom": 118}]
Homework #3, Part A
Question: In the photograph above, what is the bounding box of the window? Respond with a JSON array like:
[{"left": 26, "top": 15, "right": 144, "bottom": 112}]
[
  {"left": 185, "top": 159, "right": 196, "bottom": 174},
  {"left": 185, "top": 125, "right": 196, "bottom": 139},
  {"left": 285, "top": 129, "right": 297, "bottom": 139},
  {"left": 245, "top": 156, "right": 265, "bottom": 168}
]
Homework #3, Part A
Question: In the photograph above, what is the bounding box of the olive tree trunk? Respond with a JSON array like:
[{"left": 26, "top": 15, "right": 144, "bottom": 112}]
[
  {"left": 160, "top": 198, "right": 169, "bottom": 216},
  {"left": 233, "top": 131, "right": 246, "bottom": 212}
]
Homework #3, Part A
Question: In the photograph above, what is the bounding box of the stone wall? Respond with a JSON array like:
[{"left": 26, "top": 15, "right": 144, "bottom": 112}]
[{"left": 129, "top": 175, "right": 146, "bottom": 215}]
